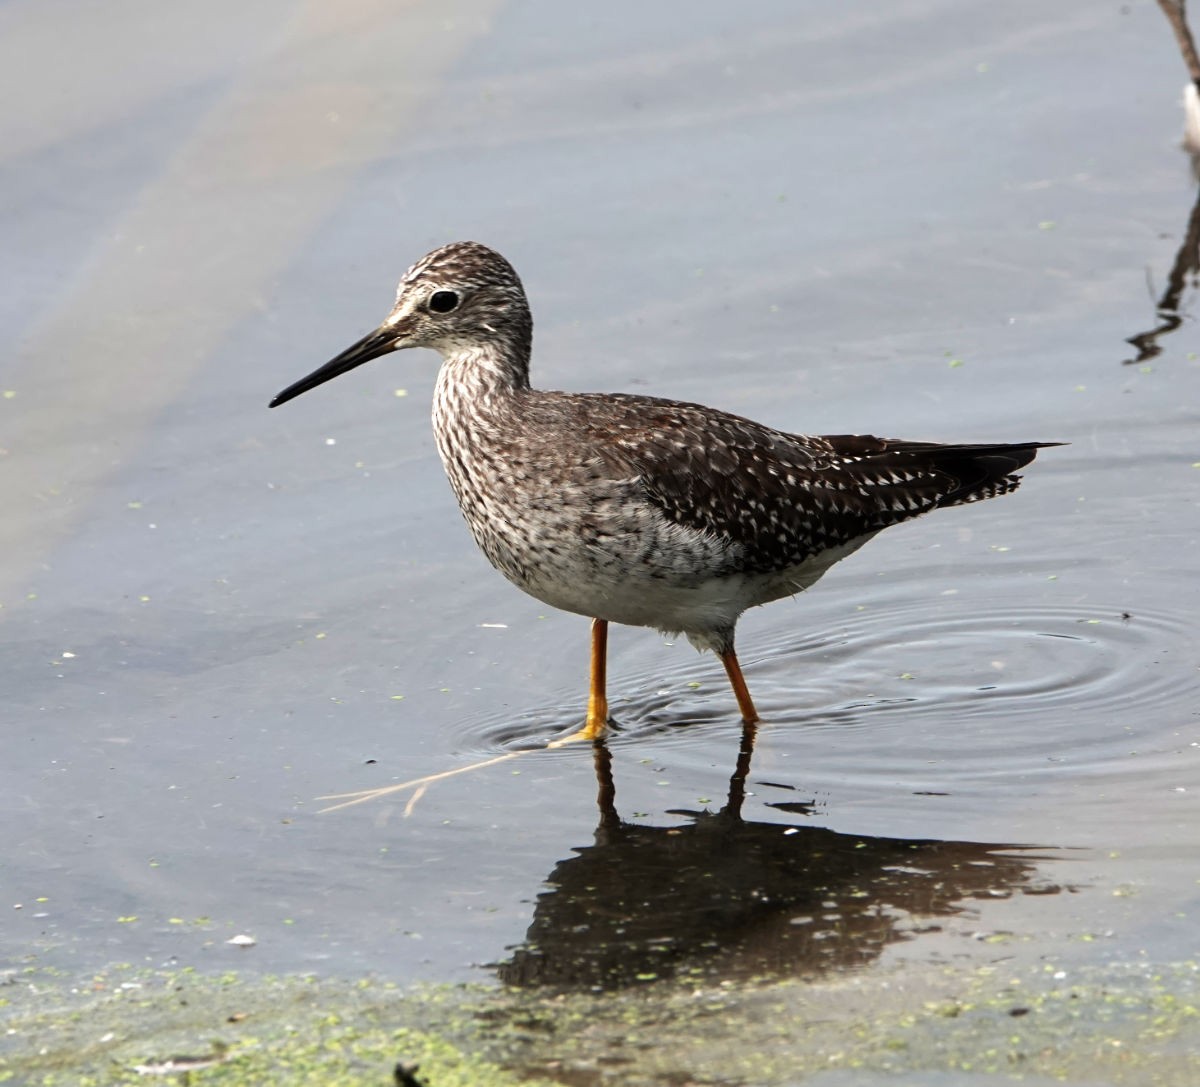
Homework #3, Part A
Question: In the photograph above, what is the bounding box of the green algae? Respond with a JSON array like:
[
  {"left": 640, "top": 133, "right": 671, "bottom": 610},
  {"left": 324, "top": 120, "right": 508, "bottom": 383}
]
[
  {"left": 0, "top": 969, "right": 553, "bottom": 1087},
  {"left": 3, "top": 958, "right": 1200, "bottom": 1085}
]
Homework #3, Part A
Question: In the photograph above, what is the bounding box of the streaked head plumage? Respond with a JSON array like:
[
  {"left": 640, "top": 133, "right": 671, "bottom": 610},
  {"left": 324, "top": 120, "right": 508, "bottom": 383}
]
[
  {"left": 268, "top": 241, "right": 533, "bottom": 408},
  {"left": 382, "top": 241, "right": 532, "bottom": 360}
]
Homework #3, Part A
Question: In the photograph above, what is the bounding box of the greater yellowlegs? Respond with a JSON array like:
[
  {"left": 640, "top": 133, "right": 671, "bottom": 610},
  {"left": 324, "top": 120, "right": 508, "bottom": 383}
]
[{"left": 271, "top": 241, "right": 1057, "bottom": 737}]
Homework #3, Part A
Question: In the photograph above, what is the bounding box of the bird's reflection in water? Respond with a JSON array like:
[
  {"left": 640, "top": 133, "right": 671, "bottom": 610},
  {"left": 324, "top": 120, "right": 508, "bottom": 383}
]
[
  {"left": 1124, "top": 178, "right": 1200, "bottom": 365},
  {"left": 496, "top": 724, "right": 1056, "bottom": 991},
  {"left": 1126, "top": 1, "right": 1200, "bottom": 363}
]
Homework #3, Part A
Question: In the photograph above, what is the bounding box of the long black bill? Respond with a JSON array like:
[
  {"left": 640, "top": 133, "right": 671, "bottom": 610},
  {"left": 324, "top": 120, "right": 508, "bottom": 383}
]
[{"left": 269, "top": 325, "right": 401, "bottom": 408}]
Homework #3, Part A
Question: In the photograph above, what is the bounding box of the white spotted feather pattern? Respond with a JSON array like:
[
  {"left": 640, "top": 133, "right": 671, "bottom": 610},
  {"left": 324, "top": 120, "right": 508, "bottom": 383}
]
[{"left": 275, "top": 241, "right": 1058, "bottom": 657}]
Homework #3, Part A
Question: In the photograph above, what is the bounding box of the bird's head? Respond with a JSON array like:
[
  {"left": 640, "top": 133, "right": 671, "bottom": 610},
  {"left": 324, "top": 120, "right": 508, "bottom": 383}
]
[{"left": 269, "top": 241, "right": 531, "bottom": 408}]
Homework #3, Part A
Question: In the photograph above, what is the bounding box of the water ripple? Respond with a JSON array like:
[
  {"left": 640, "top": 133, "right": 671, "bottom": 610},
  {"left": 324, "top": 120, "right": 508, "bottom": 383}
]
[{"left": 448, "top": 596, "right": 1190, "bottom": 775}]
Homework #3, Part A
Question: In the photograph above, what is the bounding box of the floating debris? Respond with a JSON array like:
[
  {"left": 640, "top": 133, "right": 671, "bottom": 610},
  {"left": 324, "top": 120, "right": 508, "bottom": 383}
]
[{"left": 133, "top": 1047, "right": 228, "bottom": 1076}]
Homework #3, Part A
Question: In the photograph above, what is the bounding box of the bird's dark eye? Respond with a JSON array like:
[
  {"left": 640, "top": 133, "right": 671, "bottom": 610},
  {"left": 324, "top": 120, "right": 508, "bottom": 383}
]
[{"left": 429, "top": 290, "right": 459, "bottom": 313}]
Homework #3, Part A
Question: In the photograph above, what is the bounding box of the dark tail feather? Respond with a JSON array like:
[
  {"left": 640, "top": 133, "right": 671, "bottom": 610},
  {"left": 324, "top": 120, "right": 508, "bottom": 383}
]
[{"left": 929, "top": 441, "right": 1064, "bottom": 507}]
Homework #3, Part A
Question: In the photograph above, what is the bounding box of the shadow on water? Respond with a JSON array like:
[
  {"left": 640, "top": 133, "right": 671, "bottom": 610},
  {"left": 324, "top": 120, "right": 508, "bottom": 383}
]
[{"left": 495, "top": 723, "right": 1061, "bottom": 992}]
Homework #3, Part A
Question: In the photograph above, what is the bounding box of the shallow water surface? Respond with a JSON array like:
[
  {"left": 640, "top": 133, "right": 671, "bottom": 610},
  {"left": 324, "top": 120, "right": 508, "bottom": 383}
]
[{"left": 2, "top": 2, "right": 1199, "bottom": 1074}]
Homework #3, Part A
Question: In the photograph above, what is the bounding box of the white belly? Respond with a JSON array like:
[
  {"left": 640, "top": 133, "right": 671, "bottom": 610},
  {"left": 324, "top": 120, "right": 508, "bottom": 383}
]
[{"left": 509, "top": 534, "right": 876, "bottom": 652}]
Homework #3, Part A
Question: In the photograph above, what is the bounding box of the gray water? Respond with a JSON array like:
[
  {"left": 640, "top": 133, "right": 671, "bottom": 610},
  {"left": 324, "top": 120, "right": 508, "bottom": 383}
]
[{"left": 2, "top": 0, "right": 1198, "bottom": 1041}]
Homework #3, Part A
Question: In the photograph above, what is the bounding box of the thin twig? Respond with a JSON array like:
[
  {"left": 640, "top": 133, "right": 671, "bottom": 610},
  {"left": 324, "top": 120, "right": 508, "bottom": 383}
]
[
  {"left": 316, "top": 727, "right": 599, "bottom": 814},
  {"left": 317, "top": 751, "right": 525, "bottom": 813}
]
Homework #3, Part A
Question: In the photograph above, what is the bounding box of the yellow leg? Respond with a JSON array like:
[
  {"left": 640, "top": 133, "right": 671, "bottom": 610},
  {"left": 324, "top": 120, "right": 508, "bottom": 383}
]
[
  {"left": 582, "top": 618, "right": 609, "bottom": 739},
  {"left": 719, "top": 647, "right": 760, "bottom": 724},
  {"left": 547, "top": 618, "right": 609, "bottom": 748}
]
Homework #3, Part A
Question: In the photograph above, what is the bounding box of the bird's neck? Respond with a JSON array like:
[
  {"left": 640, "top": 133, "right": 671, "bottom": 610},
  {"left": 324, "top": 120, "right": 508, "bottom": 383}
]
[
  {"left": 437, "top": 339, "right": 531, "bottom": 399},
  {"left": 431, "top": 341, "right": 530, "bottom": 456},
  {"left": 431, "top": 342, "right": 533, "bottom": 516}
]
